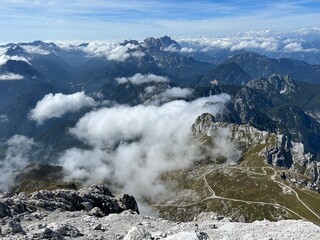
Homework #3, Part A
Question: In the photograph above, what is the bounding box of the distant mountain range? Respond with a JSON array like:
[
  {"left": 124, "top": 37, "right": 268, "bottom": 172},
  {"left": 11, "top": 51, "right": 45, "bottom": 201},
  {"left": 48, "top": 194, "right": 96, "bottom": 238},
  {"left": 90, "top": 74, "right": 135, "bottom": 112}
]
[
  {"left": 2, "top": 37, "right": 320, "bottom": 157},
  {"left": 1, "top": 36, "right": 320, "bottom": 225}
]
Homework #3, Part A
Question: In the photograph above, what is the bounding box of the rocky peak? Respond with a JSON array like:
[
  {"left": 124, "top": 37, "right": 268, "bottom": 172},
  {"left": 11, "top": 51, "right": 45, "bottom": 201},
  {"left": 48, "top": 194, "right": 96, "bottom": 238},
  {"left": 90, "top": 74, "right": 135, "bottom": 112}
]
[
  {"left": 5, "top": 45, "right": 25, "bottom": 57},
  {"left": 192, "top": 113, "right": 215, "bottom": 134},
  {"left": 29, "top": 40, "right": 56, "bottom": 48},
  {"left": 142, "top": 36, "right": 181, "bottom": 51},
  {"left": 192, "top": 115, "right": 312, "bottom": 171},
  {"left": 229, "top": 50, "right": 269, "bottom": 62},
  {"left": 122, "top": 40, "right": 139, "bottom": 46},
  {"left": 247, "top": 74, "right": 297, "bottom": 95}
]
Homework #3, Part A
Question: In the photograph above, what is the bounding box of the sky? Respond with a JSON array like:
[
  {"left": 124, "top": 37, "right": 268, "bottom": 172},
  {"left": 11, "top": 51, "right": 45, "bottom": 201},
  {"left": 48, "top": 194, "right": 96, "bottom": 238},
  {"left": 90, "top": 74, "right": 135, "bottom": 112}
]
[{"left": 1, "top": 0, "right": 320, "bottom": 42}]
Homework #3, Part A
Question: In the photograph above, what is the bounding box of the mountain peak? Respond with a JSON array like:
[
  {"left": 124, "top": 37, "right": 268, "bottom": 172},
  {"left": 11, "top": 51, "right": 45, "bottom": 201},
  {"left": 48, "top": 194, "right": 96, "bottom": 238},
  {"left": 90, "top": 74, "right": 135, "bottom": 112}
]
[
  {"left": 247, "top": 74, "right": 297, "bottom": 95},
  {"left": 142, "top": 36, "right": 180, "bottom": 50}
]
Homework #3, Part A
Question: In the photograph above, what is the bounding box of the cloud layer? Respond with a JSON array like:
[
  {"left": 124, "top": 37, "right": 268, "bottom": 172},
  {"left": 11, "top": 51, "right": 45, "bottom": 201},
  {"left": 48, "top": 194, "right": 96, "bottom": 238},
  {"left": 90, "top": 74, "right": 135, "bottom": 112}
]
[
  {"left": 0, "top": 135, "right": 35, "bottom": 192},
  {"left": 177, "top": 29, "right": 320, "bottom": 53},
  {"left": 0, "top": 73, "right": 24, "bottom": 80},
  {"left": 59, "top": 94, "right": 240, "bottom": 201},
  {"left": 116, "top": 73, "right": 169, "bottom": 85},
  {"left": 29, "top": 92, "right": 97, "bottom": 124},
  {"left": 0, "top": 54, "right": 30, "bottom": 66},
  {"left": 79, "top": 42, "right": 144, "bottom": 61},
  {"left": 21, "top": 45, "right": 50, "bottom": 55},
  {"left": 148, "top": 87, "right": 194, "bottom": 105}
]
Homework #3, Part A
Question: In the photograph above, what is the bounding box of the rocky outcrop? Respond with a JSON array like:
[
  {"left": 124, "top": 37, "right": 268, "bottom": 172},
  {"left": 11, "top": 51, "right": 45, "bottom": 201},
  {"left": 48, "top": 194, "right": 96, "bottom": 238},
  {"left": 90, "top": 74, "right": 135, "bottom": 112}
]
[
  {"left": 192, "top": 113, "right": 215, "bottom": 134},
  {"left": 247, "top": 74, "right": 297, "bottom": 95},
  {"left": 0, "top": 185, "right": 139, "bottom": 238},
  {"left": 192, "top": 113, "right": 317, "bottom": 180},
  {"left": 0, "top": 208, "right": 319, "bottom": 239}
]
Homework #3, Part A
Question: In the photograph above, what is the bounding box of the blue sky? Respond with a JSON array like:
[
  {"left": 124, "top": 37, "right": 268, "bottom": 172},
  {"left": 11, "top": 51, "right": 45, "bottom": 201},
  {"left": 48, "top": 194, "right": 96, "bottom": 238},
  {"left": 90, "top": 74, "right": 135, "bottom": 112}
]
[{"left": 1, "top": 0, "right": 320, "bottom": 42}]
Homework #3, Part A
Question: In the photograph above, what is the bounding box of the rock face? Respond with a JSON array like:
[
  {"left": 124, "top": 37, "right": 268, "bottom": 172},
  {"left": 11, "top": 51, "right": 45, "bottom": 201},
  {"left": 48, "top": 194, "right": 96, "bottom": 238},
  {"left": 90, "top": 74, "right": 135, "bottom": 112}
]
[
  {"left": 0, "top": 185, "right": 139, "bottom": 239},
  {"left": 246, "top": 74, "right": 297, "bottom": 95},
  {"left": 229, "top": 74, "right": 320, "bottom": 157},
  {"left": 192, "top": 113, "right": 318, "bottom": 183}
]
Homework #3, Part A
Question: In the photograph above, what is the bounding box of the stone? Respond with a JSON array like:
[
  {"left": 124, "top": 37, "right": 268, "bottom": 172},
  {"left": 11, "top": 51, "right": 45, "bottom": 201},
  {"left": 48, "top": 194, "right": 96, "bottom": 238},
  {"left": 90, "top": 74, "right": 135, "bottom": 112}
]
[
  {"left": 93, "top": 223, "right": 103, "bottom": 230},
  {"left": 90, "top": 207, "right": 105, "bottom": 217},
  {"left": 0, "top": 202, "right": 11, "bottom": 218},
  {"left": 3, "top": 220, "right": 25, "bottom": 235},
  {"left": 123, "top": 226, "right": 152, "bottom": 240},
  {"left": 81, "top": 201, "right": 93, "bottom": 212},
  {"left": 40, "top": 228, "right": 63, "bottom": 240},
  {"left": 0, "top": 185, "right": 139, "bottom": 221},
  {"left": 163, "top": 231, "right": 199, "bottom": 240}
]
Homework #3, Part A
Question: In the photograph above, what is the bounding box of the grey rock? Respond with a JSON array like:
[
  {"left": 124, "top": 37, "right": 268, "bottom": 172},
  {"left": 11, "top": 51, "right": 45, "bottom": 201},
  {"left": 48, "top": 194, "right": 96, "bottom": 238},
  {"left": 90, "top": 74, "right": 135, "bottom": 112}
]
[
  {"left": 197, "top": 231, "right": 209, "bottom": 240},
  {"left": 192, "top": 113, "right": 215, "bottom": 134},
  {"left": 90, "top": 207, "right": 105, "bottom": 217},
  {"left": 47, "top": 223, "right": 83, "bottom": 237},
  {"left": 81, "top": 201, "right": 93, "bottom": 212},
  {"left": 0, "top": 185, "right": 139, "bottom": 220},
  {"left": 3, "top": 220, "right": 25, "bottom": 235},
  {"left": 0, "top": 202, "right": 11, "bottom": 218},
  {"left": 93, "top": 223, "right": 103, "bottom": 230},
  {"left": 40, "top": 228, "right": 63, "bottom": 240},
  {"left": 123, "top": 226, "right": 152, "bottom": 240}
]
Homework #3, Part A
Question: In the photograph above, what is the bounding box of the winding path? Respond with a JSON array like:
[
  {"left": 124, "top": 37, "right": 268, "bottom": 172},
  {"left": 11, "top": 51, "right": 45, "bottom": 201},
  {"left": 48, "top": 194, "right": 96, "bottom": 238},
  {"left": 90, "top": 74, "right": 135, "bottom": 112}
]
[{"left": 154, "top": 165, "right": 320, "bottom": 222}]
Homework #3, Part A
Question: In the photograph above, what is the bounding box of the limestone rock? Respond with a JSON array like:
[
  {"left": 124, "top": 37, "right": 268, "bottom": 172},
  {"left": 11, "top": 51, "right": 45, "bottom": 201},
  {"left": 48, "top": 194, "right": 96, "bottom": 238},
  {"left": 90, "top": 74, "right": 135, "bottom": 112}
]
[
  {"left": 0, "top": 185, "right": 139, "bottom": 220},
  {"left": 123, "top": 226, "right": 152, "bottom": 240}
]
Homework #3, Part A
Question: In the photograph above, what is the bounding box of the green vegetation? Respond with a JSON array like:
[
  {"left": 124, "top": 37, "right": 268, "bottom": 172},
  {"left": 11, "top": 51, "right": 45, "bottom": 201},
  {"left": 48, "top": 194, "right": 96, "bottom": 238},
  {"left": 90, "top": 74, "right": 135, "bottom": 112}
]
[
  {"left": 153, "top": 151, "right": 320, "bottom": 225},
  {"left": 12, "top": 164, "right": 78, "bottom": 193}
]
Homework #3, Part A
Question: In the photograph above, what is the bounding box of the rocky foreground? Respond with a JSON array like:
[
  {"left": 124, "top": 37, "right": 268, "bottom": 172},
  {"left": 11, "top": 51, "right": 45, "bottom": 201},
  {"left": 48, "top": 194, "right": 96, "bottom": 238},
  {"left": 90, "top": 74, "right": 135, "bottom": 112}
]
[{"left": 0, "top": 185, "right": 319, "bottom": 239}]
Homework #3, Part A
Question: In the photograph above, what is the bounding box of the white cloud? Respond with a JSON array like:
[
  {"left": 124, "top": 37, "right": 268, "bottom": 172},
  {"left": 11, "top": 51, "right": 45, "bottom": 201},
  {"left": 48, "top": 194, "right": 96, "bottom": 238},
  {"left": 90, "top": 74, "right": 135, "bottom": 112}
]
[
  {"left": 230, "top": 39, "right": 279, "bottom": 52},
  {"left": 116, "top": 73, "right": 170, "bottom": 85},
  {"left": 177, "top": 29, "right": 320, "bottom": 53},
  {"left": 162, "top": 45, "right": 194, "bottom": 53},
  {"left": 21, "top": 45, "right": 50, "bottom": 55},
  {"left": 0, "top": 54, "right": 30, "bottom": 66},
  {"left": 77, "top": 41, "right": 144, "bottom": 61},
  {"left": 0, "top": 135, "right": 35, "bottom": 192},
  {"left": 0, "top": 73, "right": 24, "bottom": 80},
  {"left": 282, "top": 42, "right": 315, "bottom": 53},
  {"left": 151, "top": 87, "right": 194, "bottom": 104},
  {"left": 59, "top": 94, "right": 240, "bottom": 201},
  {"left": 144, "top": 86, "right": 156, "bottom": 94},
  {"left": 162, "top": 44, "right": 179, "bottom": 52},
  {"left": 0, "top": 47, "right": 7, "bottom": 56},
  {"left": 55, "top": 41, "right": 145, "bottom": 61},
  {"left": 160, "top": 87, "right": 193, "bottom": 99},
  {"left": 180, "top": 47, "right": 194, "bottom": 53},
  {"left": 29, "top": 91, "right": 97, "bottom": 125},
  {"left": 131, "top": 51, "right": 146, "bottom": 58},
  {"left": 283, "top": 42, "right": 303, "bottom": 52},
  {"left": 0, "top": 115, "right": 8, "bottom": 122}
]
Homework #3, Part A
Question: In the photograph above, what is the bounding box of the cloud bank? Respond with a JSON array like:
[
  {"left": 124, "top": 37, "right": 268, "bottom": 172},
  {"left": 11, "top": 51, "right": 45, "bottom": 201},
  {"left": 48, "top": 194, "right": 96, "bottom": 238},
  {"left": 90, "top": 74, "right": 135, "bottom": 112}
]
[
  {"left": 0, "top": 135, "right": 35, "bottom": 192},
  {"left": 29, "top": 92, "right": 96, "bottom": 124},
  {"left": 21, "top": 45, "right": 50, "bottom": 55},
  {"left": 116, "top": 73, "right": 170, "bottom": 85},
  {"left": 148, "top": 87, "right": 194, "bottom": 105},
  {"left": 80, "top": 41, "right": 144, "bottom": 61},
  {"left": 0, "top": 54, "right": 30, "bottom": 66},
  {"left": 0, "top": 73, "right": 24, "bottom": 80},
  {"left": 177, "top": 29, "right": 320, "bottom": 53},
  {"left": 59, "top": 94, "right": 240, "bottom": 201}
]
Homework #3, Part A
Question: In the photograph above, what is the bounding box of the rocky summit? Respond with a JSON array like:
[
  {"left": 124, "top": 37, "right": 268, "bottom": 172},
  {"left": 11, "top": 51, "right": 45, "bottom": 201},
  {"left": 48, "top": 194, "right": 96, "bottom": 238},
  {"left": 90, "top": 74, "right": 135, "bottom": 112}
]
[
  {"left": 0, "top": 186, "right": 319, "bottom": 239},
  {"left": 0, "top": 185, "right": 139, "bottom": 239}
]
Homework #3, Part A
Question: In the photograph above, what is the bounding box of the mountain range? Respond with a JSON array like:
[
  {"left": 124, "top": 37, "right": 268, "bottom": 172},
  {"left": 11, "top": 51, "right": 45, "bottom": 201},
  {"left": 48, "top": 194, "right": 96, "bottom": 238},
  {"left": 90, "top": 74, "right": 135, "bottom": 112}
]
[{"left": 1, "top": 36, "right": 320, "bottom": 225}]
